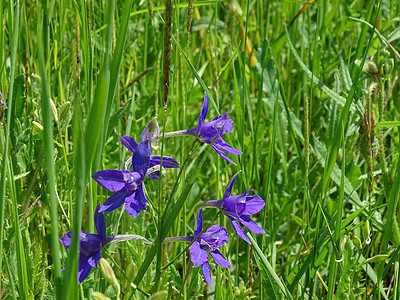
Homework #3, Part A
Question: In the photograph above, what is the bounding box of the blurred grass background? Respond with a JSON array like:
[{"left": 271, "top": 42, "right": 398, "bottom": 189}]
[{"left": 1, "top": 0, "right": 400, "bottom": 299}]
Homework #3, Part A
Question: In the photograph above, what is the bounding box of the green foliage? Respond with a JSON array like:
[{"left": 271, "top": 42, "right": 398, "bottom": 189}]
[{"left": 1, "top": 0, "right": 400, "bottom": 299}]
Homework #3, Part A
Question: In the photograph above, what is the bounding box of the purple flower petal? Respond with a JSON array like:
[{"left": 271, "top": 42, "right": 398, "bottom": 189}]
[
  {"left": 92, "top": 170, "right": 126, "bottom": 192},
  {"left": 190, "top": 241, "right": 208, "bottom": 267},
  {"left": 197, "top": 93, "right": 209, "bottom": 132},
  {"left": 199, "top": 113, "right": 233, "bottom": 138},
  {"left": 242, "top": 195, "right": 265, "bottom": 215},
  {"left": 210, "top": 249, "right": 232, "bottom": 268},
  {"left": 223, "top": 171, "right": 241, "bottom": 200},
  {"left": 148, "top": 171, "right": 160, "bottom": 180},
  {"left": 140, "top": 118, "right": 160, "bottom": 144},
  {"left": 79, "top": 232, "right": 103, "bottom": 257},
  {"left": 87, "top": 247, "right": 102, "bottom": 268},
  {"left": 99, "top": 189, "right": 130, "bottom": 213},
  {"left": 125, "top": 184, "right": 147, "bottom": 218},
  {"left": 94, "top": 203, "right": 106, "bottom": 240},
  {"left": 150, "top": 155, "right": 180, "bottom": 168},
  {"left": 227, "top": 215, "right": 250, "bottom": 243},
  {"left": 132, "top": 141, "right": 151, "bottom": 177},
  {"left": 239, "top": 215, "right": 265, "bottom": 234},
  {"left": 60, "top": 231, "right": 72, "bottom": 248},
  {"left": 211, "top": 144, "right": 237, "bottom": 165},
  {"left": 194, "top": 209, "right": 203, "bottom": 236},
  {"left": 199, "top": 225, "right": 228, "bottom": 248},
  {"left": 222, "top": 190, "right": 251, "bottom": 215},
  {"left": 212, "top": 138, "right": 243, "bottom": 156},
  {"left": 201, "top": 261, "right": 213, "bottom": 287},
  {"left": 119, "top": 136, "right": 138, "bottom": 153},
  {"left": 78, "top": 253, "right": 93, "bottom": 284}
]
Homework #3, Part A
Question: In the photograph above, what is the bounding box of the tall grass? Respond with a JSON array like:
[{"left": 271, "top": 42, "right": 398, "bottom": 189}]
[{"left": 1, "top": 0, "right": 400, "bottom": 299}]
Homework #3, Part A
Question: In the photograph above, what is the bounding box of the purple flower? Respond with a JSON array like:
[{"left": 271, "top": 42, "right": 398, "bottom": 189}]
[
  {"left": 60, "top": 204, "right": 107, "bottom": 284},
  {"left": 196, "top": 171, "right": 265, "bottom": 243},
  {"left": 190, "top": 210, "right": 231, "bottom": 286},
  {"left": 93, "top": 119, "right": 179, "bottom": 217},
  {"left": 92, "top": 140, "right": 150, "bottom": 218},
  {"left": 60, "top": 204, "right": 152, "bottom": 283},
  {"left": 186, "top": 94, "right": 242, "bottom": 164},
  {"left": 165, "top": 210, "right": 231, "bottom": 286},
  {"left": 120, "top": 118, "right": 180, "bottom": 180}
]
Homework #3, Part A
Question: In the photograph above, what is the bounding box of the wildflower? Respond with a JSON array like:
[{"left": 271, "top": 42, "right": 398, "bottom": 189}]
[
  {"left": 195, "top": 171, "right": 265, "bottom": 243},
  {"left": 60, "top": 204, "right": 151, "bottom": 283},
  {"left": 165, "top": 210, "right": 231, "bottom": 286},
  {"left": 60, "top": 204, "right": 107, "bottom": 283},
  {"left": 161, "top": 94, "right": 242, "bottom": 164},
  {"left": 92, "top": 140, "right": 150, "bottom": 217},
  {"left": 120, "top": 118, "right": 180, "bottom": 179}
]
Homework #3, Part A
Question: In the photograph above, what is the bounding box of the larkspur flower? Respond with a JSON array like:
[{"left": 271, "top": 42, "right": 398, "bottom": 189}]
[
  {"left": 160, "top": 94, "right": 242, "bottom": 164},
  {"left": 60, "top": 204, "right": 151, "bottom": 284},
  {"left": 195, "top": 171, "right": 265, "bottom": 243},
  {"left": 93, "top": 140, "right": 151, "bottom": 217},
  {"left": 165, "top": 210, "right": 231, "bottom": 286},
  {"left": 120, "top": 119, "right": 180, "bottom": 180},
  {"left": 93, "top": 119, "right": 179, "bottom": 217}
]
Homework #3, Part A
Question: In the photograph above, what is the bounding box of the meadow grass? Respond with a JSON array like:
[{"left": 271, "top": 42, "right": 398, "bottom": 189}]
[{"left": 1, "top": 0, "right": 400, "bottom": 299}]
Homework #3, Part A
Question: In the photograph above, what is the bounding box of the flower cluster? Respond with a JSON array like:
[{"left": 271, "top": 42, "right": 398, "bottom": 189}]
[{"left": 60, "top": 93, "right": 265, "bottom": 286}]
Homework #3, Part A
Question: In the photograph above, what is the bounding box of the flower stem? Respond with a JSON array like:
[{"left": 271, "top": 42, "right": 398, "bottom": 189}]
[
  {"left": 164, "top": 236, "right": 193, "bottom": 243},
  {"left": 154, "top": 129, "right": 196, "bottom": 141},
  {"left": 107, "top": 234, "right": 153, "bottom": 245}
]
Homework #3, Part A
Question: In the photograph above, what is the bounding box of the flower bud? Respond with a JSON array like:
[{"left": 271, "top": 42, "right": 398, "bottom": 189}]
[
  {"left": 148, "top": 291, "right": 168, "bottom": 300},
  {"left": 99, "top": 258, "right": 120, "bottom": 297},
  {"left": 126, "top": 262, "right": 138, "bottom": 281},
  {"left": 363, "top": 61, "right": 379, "bottom": 76},
  {"left": 352, "top": 235, "right": 362, "bottom": 249},
  {"left": 141, "top": 117, "right": 159, "bottom": 145},
  {"left": 362, "top": 220, "right": 371, "bottom": 245},
  {"left": 33, "top": 121, "right": 44, "bottom": 132},
  {"left": 49, "top": 98, "right": 59, "bottom": 124}
]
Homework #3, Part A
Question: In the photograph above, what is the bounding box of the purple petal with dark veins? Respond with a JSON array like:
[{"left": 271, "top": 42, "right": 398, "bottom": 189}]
[
  {"left": 79, "top": 232, "right": 103, "bottom": 257},
  {"left": 119, "top": 136, "right": 138, "bottom": 153},
  {"left": 201, "top": 261, "right": 213, "bottom": 287},
  {"left": 242, "top": 195, "right": 265, "bottom": 215},
  {"left": 132, "top": 141, "right": 151, "bottom": 177},
  {"left": 94, "top": 203, "right": 106, "bottom": 239},
  {"left": 148, "top": 171, "right": 160, "bottom": 180},
  {"left": 199, "top": 225, "right": 228, "bottom": 248},
  {"left": 78, "top": 253, "right": 93, "bottom": 284},
  {"left": 222, "top": 190, "right": 251, "bottom": 215},
  {"left": 199, "top": 113, "right": 233, "bottom": 138},
  {"left": 92, "top": 170, "right": 126, "bottom": 192},
  {"left": 150, "top": 155, "right": 180, "bottom": 168},
  {"left": 197, "top": 94, "right": 209, "bottom": 132},
  {"left": 194, "top": 209, "right": 203, "bottom": 236},
  {"left": 124, "top": 184, "right": 147, "bottom": 218},
  {"left": 210, "top": 249, "right": 232, "bottom": 268},
  {"left": 227, "top": 215, "right": 250, "bottom": 243},
  {"left": 190, "top": 241, "right": 208, "bottom": 267},
  {"left": 223, "top": 171, "right": 241, "bottom": 200},
  {"left": 239, "top": 215, "right": 265, "bottom": 234},
  {"left": 99, "top": 189, "right": 130, "bottom": 213}
]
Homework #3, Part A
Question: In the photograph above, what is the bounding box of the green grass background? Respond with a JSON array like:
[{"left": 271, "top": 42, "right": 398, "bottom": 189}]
[{"left": 1, "top": 0, "right": 400, "bottom": 299}]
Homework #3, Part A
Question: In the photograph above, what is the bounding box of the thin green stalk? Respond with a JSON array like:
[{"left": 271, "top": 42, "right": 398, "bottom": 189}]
[
  {"left": 38, "top": 3, "right": 62, "bottom": 297},
  {"left": 327, "top": 122, "right": 345, "bottom": 299},
  {"left": 0, "top": 0, "right": 21, "bottom": 277}
]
